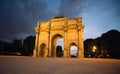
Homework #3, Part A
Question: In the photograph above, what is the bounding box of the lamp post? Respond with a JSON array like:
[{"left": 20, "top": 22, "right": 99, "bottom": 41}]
[
  {"left": 93, "top": 46, "right": 97, "bottom": 52},
  {"left": 92, "top": 46, "right": 97, "bottom": 57}
]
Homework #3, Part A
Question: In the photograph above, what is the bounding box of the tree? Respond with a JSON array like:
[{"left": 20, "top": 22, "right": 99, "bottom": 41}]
[
  {"left": 101, "top": 29, "right": 120, "bottom": 58},
  {"left": 0, "top": 41, "right": 10, "bottom": 54},
  {"left": 84, "top": 39, "right": 94, "bottom": 57},
  {"left": 84, "top": 29, "right": 120, "bottom": 58},
  {"left": 23, "top": 35, "right": 35, "bottom": 56},
  {"left": 10, "top": 38, "right": 22, "bottom": 52}
]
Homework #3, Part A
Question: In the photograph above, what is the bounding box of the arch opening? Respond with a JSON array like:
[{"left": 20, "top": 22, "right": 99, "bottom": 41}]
[
  {"left": 40, "top": 43, "right": 46, "bottom": 57},
  {"left": 56, "top": 38, "right": 63, "bottom": 57},
  {"left": 51, "top": 34, "right": 64, "bottom": 57},
  {"left": 70, "top": 43, "right": 78, "bottom": 58}
]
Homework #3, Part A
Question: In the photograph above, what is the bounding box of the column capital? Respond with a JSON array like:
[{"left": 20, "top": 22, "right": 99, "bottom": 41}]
[
  {"left": 47, "top": 30, "right": 50, "bottom": 33},
  {"left": 64, "top": 27, "right": 67, "bottom": 32},
  {"left": 78, "top": 26, "right": 81, "bottom": 31},
  {"left": 36, "top": 32, "right": 40, "bottom": 34}
]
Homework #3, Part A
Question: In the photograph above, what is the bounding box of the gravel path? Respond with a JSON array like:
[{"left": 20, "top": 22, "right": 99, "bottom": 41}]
[{"left": 0, "top": 56, "right": 120, "bottom": 74}]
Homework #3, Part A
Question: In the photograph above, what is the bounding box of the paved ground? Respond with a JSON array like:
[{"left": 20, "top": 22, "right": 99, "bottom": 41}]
[{"left": 0, "top": 56, "right": 120, "bottom": 74}]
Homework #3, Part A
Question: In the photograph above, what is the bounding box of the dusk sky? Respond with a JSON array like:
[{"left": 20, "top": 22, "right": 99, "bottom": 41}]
[{"left": 0, "top": 0, "right": 120, "bottom": 42}]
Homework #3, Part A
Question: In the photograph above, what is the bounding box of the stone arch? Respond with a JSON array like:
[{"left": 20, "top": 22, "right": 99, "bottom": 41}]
[
  {"left": 69, "top": 43, "right": 78, "bottom": 58},
  {"left": 33, "top": 16, "right": 84, "bottom": 58},
  {"left": 40, "top": 43, "right": 46, "bottom": 57},
  {"left": 51, "top": 34, "right": 63, "bottom": 57}
]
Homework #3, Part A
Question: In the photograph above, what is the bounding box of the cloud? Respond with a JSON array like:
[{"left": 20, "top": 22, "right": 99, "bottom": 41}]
[
  {"left": 0, "top": 0, "right": 119, "bottom": 42},
  {"left": 59, "top": 0, "right": 86, "bottom": 17},
  {"left": 0, "top": 0, "right": 54, "bottom": 42}
]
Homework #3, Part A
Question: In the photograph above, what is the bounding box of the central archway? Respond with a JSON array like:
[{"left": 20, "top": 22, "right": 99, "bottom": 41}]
[
  {"left": 56, "top": 38, "right": 63, "bottom": 57},
  {"left": 51, "top": 34, "right": 63, "bottom": 57}
]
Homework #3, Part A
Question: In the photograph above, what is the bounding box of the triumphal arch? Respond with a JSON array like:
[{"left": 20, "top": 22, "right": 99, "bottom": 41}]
[{"left": 33, "top": 15, "right": 84, "bottom": 58}]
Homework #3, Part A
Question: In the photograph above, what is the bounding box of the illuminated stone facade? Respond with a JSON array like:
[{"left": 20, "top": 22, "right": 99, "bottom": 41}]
[{"left": 33, "top": 16, "right": 84, "bottom": 58}]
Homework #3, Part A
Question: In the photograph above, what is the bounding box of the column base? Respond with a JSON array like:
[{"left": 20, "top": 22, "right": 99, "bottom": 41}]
[
  {"left": 78, "top": 51, "right": 84, "bottom": 58},
  {"left": 63, "top": 49, "right": 70, "bottom": 58},
  {"left": 32, "top": 49, "right": 37, "bottom": 57}
]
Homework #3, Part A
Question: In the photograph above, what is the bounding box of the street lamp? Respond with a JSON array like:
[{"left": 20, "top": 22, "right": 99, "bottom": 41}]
[
  {"left": 92, "top": 46, "right": 97, "bottom": 52},
  {"left": 92, "top": 45, "right": 97, "bottom": 58}
]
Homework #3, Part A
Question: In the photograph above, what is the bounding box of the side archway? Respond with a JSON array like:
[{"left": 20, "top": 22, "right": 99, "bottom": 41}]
[
  {"left": 40, "top": 43, "right": 46, "bottom": 57},
  {"left": 69, "top": 43, "right": 78, "bottom": 58}
]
